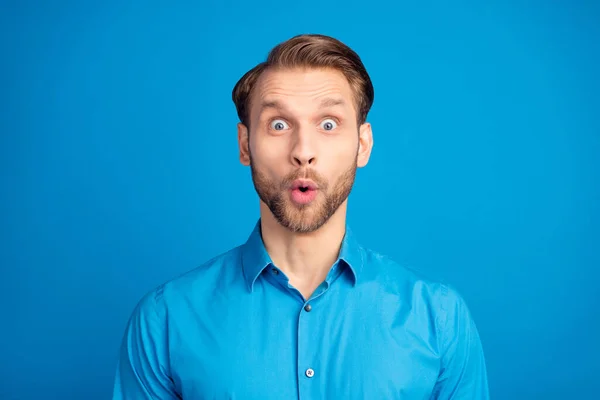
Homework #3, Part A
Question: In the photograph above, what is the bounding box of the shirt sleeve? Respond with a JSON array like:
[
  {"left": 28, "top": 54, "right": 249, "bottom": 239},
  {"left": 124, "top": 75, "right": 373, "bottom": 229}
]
[
  {"left": 430, "top": 284, "right": 490, "bottom": 399},
  {"left": 112, "top": 288, "right": 180, "bottom": 399}
]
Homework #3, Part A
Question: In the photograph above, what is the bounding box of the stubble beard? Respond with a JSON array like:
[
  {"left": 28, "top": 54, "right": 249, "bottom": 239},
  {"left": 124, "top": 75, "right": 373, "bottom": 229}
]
[{"left": 249, "top": 152, "right": 358, "bottom": 234}]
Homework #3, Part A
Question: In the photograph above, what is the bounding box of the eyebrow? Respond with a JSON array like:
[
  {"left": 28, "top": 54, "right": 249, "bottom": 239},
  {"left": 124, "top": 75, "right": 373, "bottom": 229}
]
[
  {"left": 258, "top": 97, "right": 347, "bottom": 112},
  {"left": 258, "top": 100, "right": 285, "bottom": 111},
  {"left": 318, "top": 97, "right": 346, "bottom": 108}
]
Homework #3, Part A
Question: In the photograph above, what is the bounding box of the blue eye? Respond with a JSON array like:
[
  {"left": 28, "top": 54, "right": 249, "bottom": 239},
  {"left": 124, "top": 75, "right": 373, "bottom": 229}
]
[
  {"left": 270, "top": 119, "right": 289, "bottom": 131},
  {"left": 321, "top": 119, "right": 337, "bottom": 131}
]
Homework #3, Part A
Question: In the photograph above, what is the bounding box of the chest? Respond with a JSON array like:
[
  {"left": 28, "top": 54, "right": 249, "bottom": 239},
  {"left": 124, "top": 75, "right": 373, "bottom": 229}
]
[{"left": 168, "top": 285, "right": 441, "bottom": 399}]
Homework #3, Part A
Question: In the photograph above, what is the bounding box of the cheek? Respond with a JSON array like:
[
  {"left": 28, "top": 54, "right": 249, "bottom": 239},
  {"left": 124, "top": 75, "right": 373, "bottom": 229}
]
[
  {"left": 324, "top": 143, "right": 357, "bottom": 179},
  {"left": 263, "top": 143, "right": 286, "bottom": 159},
  {"left": 328, "top": 137, "right": 358, "bottom": 162},
  {"left": 251, "top": 138, "right": 288, "bottom": 171}
]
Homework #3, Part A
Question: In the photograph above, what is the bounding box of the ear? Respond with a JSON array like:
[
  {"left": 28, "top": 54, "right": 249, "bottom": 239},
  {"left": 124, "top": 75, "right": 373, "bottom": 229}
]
[
  {"left": 357, "top": 122, "right": 373, "bottom": 168},
  {"left": 237, "top": 123, "right": 250, "bottom": 166}
]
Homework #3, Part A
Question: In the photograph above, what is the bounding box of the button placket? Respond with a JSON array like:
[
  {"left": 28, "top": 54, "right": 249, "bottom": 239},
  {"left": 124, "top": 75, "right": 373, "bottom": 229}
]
[{"left": 297, "top": 291, "right": 324, "bottom": 398}]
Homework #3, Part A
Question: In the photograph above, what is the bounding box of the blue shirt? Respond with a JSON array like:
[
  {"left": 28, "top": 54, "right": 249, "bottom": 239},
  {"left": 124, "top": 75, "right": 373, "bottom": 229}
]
[{"left": 112, "top": 221, "right": 489, "bottom": 399}]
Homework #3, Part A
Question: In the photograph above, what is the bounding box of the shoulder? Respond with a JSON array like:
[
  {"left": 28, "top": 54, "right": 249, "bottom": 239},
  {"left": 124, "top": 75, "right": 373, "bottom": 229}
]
[
  {"left": 135, "top": 245, "right": 245, "bottom": 317},
  {"left": 360, "top": 246, "right": 467, "bottom": 313},
  {"left": 360, "top": 246, "right": 477, "bottom": 345}
]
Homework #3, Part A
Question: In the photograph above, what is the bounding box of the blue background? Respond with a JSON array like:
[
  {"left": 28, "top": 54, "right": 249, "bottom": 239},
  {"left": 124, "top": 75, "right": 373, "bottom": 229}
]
[{"left": 1, "top": 0, "right": 598, "bottom": 398}]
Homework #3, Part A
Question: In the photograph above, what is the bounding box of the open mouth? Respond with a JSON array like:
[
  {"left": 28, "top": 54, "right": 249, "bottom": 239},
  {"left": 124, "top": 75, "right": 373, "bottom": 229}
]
[
  {"left": 291, "top": 180, "right": 318, "bottom": 191},
  {"left": 290, "top": 180, "right": 318, "bottom": 204}
]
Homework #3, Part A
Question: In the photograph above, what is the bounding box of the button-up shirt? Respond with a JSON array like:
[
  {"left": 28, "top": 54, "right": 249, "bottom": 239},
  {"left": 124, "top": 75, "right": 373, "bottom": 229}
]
[{"left": 112, "top": 221, "right": 489, "bottom": 399}]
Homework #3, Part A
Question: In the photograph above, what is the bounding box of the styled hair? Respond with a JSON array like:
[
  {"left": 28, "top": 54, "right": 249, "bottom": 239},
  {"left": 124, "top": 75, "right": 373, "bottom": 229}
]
[{"left": 232, "top": 34, "right": 374, "bottom": 129}]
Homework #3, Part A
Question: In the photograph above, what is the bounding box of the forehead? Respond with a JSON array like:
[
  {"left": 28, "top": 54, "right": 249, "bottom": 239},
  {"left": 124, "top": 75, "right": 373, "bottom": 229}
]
[{"left": 251, "top": 67, "right": 356, "bottom": 114}]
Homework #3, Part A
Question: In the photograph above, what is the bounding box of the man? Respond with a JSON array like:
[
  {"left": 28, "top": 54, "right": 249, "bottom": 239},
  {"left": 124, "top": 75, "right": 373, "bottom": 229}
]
[{"left": 112, "top": 34, "right": 489, "bottom": 399}]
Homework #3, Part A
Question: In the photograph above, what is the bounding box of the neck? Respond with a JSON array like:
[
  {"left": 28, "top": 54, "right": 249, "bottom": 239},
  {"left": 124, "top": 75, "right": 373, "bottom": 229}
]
[{"left": 259, "top": 202, "right": 348, "bottom": 298}]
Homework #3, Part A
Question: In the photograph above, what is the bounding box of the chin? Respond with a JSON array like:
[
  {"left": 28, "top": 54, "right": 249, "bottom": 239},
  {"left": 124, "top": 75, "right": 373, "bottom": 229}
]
[{"left": 282, "top": 214, "right": 329, "bottom": 234}]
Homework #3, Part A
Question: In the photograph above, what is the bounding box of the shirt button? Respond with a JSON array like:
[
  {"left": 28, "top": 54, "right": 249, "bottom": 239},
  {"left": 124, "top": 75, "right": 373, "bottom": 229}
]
[
  {"left": 305, "top": 368, "right": 315, "bottom": 378},
  {"left": 304, "top": 304, "right": 312, "bottom": 312},
  {"left": 271, "top": 268, "right": 279, "bottom": 275}
]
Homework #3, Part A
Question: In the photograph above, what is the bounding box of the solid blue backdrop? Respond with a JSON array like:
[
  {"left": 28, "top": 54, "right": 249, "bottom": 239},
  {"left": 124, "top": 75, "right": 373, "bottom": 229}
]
[{"left": 1, "top": 0, "right": 598, "bottom": 398}]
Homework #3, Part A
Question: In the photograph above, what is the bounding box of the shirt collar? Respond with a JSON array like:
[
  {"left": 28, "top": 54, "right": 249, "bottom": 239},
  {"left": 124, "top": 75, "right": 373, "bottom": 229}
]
[{"left": 241, "top": 219, "right": 364, "bottom": 292}]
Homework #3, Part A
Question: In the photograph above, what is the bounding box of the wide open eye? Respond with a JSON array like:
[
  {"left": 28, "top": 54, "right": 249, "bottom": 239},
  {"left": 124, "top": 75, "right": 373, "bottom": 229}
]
[
  {"left": 320, "top": 118, "right": 338, "bottom": 131},
  {"left": 270, "top": 119, "right": 289, "bottom": 131}
]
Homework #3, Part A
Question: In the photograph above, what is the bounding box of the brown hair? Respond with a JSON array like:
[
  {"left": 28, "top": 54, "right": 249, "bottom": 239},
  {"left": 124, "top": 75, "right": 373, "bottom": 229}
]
[{"left": 232, "top": 34, "right": 374, "bottom": 129}]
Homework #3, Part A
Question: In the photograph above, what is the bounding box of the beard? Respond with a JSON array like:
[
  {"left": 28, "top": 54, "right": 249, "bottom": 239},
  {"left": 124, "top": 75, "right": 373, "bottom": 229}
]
[{"left": 249, "top": 153, "right": 358, "bottom": 234}]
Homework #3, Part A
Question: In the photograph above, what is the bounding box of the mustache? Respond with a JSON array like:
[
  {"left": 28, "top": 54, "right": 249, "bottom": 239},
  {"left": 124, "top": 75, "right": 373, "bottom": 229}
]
[{"left": 281, "top": 169, "right": 327, "bottom": 189}]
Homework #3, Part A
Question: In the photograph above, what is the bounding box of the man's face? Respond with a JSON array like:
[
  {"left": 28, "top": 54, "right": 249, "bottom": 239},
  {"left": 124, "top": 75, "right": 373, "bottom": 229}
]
[{"left": 238, "top": 67, "right": 372, "bottom": 233}]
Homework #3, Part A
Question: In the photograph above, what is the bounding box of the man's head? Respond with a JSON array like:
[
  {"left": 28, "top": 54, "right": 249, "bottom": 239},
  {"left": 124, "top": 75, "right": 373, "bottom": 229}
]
[{"left": 232, "top": 34, "right": 374, "bottom": 233}]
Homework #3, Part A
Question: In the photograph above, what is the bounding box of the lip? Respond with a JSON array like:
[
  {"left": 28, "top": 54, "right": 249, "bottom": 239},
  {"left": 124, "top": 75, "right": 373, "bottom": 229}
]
[{"left": 290, "top": 179, "right": 318, "bottom": 190}]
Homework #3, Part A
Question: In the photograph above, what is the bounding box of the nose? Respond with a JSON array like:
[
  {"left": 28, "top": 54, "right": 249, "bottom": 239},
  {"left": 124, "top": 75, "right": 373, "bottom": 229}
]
[{"left": 290, "top": 126, "right": 317, "bottom": 167}]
